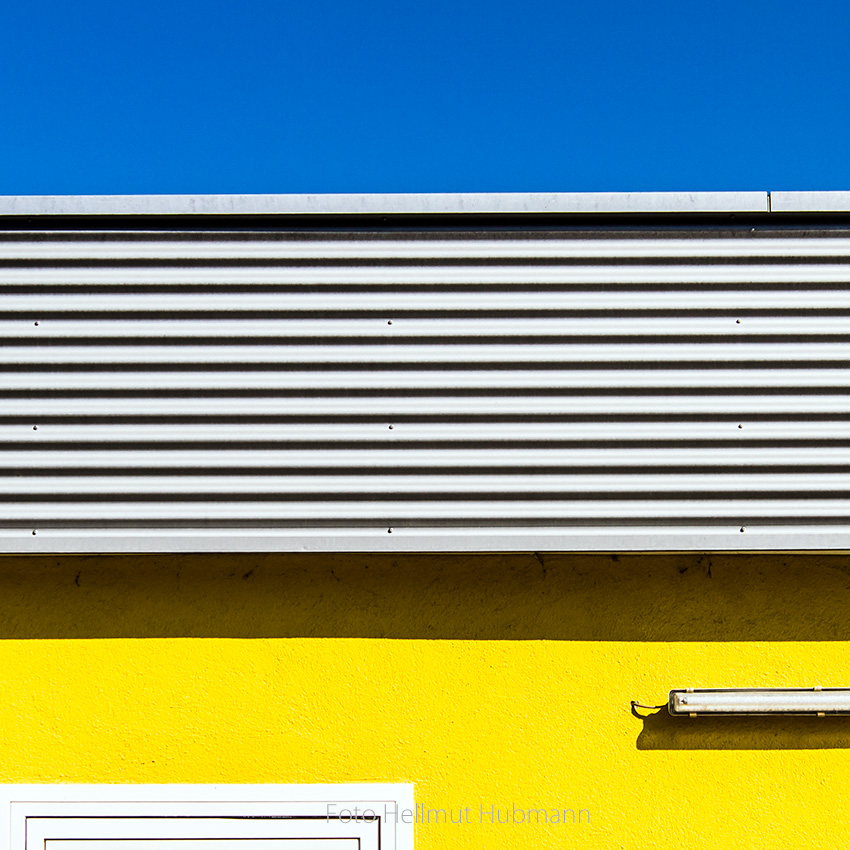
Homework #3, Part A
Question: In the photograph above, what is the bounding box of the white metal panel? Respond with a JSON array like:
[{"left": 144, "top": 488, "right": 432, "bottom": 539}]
[{"left": 2, "top": 217, "right": 850, "bottom": 551}]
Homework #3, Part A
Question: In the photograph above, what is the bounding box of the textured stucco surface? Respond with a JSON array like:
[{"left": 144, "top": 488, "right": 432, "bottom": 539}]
[{"left": 0, "top": 552, "right": 849, "bottom": 849}]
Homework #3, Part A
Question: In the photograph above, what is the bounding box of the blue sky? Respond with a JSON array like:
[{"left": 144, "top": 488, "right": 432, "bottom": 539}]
[{"left": 1, "top": 1, "right": 848, "bottom": 194}]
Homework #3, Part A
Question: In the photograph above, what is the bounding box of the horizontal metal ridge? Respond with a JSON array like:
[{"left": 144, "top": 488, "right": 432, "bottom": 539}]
[
  {"left": 2, "top": 348, "right": 850, "bottom": 366},
  {"left": 3, "top": 371, "right": 850, "bottom": 389},
  {"left": 5, "top": 397, "right": 850, "bottom": 414},
  {"left": 1, "top": 446, "right": 847, "bottom": 464},
  {"left": 5, "top": 501, "right": 850, "bottom": 519},
  {"left": 6, "top": 265, "right": 850, "bottom": 284},
  {"left": 2, "top": 421, "right": 844, "bottom": 441},
  {"left": 4, "top": 236, "right": 850, "bottom": 259},
  {"left": 2, "top": 473, "right": 850, "bottom": 493},
  {"left": 3, "top": 526, "right": 848, "bottom": 553},
  {"left": 3, "top": 344, "right": 850, "bottom": 361}
]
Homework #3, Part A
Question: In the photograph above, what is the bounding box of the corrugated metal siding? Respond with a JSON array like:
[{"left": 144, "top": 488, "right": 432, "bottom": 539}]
[{"left": 2, "top": 225, "right": 850, "bottom": 552}]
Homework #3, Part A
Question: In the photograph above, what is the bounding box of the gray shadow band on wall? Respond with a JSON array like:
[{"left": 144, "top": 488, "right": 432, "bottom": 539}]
[
  {"left": 635, "top": 708, "right": 850, "bottom": 750},
  {"left": 0, "top": 551, "right": 848, "bottom": 640}
]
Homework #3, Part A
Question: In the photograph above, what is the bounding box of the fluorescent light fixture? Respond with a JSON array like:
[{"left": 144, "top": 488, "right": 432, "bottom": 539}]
[{"left": 668, "top": 688, "right": 850, "bottom": 717}]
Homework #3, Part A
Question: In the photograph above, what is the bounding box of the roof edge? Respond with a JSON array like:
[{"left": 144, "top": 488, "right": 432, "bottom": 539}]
[
  {"left": 0, "top": 191, "right": 772, "bottom": 217},
  {"left": 769, "top": 191, "right": 850, "bottom": 212}
]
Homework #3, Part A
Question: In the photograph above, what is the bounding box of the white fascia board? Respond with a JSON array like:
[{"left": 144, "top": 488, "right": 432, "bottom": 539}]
[
  {"left": 769, "top": 191, "right": 850, "bottom": 212},
  {"left": 0, "top": 191, "right": 769, "bottom": 217}
]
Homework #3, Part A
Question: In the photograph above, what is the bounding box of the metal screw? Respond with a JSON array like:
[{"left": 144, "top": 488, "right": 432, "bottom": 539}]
[
  {"left": 387, "top": 527, "right": 393, "bottom": 534},
  {"left": 388, "top": 425, "right": 394, "bottom": 430}
]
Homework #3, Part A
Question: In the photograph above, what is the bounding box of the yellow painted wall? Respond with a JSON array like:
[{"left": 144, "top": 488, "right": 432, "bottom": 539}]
[{"left": 1, "top": 552, "right": 849, "bottom": 849}]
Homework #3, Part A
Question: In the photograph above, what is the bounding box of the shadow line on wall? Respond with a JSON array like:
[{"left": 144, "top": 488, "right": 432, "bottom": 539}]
[
  {"left": 0, "top": 551, "right": 848, "bottom": 640},
  {"left": 635, "top": 708, "right": 850, "bottom": 749}
]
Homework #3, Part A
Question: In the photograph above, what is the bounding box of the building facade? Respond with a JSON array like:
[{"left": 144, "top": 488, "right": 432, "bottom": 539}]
[{"left": 0, "top": 192, "right": 848, "bottom": 849}]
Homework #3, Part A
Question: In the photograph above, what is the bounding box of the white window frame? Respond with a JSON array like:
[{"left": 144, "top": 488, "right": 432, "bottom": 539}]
[{"left": 0, "top": 785, "right": 414, "bottom": 850}]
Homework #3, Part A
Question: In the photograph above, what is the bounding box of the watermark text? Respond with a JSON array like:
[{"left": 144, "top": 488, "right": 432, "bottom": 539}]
[{"left": 326, "top": 803, "right": 589, "bottom": 826}]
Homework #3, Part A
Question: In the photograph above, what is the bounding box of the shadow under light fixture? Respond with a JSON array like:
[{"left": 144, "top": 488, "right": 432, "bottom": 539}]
[{"left": 668, "top": 688, "right": 850, "bottom": 717}]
